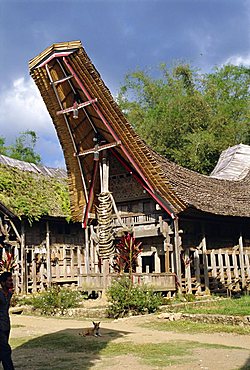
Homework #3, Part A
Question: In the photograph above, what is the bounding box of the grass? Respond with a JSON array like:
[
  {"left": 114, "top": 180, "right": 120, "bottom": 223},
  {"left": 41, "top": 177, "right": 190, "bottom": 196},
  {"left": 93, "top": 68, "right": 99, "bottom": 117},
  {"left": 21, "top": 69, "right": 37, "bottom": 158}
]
[
  {"left": 164, "top": 295, "right": 250, "bottom": 316},
  {"left": 142, "top": 318, "right": 250, "bottom": 335},
  {"left": 11, "top": 332, "right": 243, "bottom": 369}
]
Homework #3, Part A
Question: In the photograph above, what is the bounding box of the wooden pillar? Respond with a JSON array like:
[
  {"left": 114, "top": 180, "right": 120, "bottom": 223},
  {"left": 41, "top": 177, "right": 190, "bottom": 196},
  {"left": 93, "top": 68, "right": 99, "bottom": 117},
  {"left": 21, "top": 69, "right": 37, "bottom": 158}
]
[
  {"left": 164, "top": 241, "right": 170, "bottom": 273},
  {"left": 77, "top": 245, "right": 83, "bottom": 287},
  {"left": 46, "top": 221, "right": 51, "bottom": 287},
  {"left": 40, "top": 262, "right": 45, "bottom": 291},
  {"left": 202, "top": 234, "right": 209, "bottom": 292},
  {"left": 31, "top": 248, "right": 37, "bottom": 293},
  {"left": 154, "top": 249, "right": 161, "bottom": 273},
  {"left": 194, "top": 249, "right": 201, "bottom": 293},
  {"left": 225, "top": 250, "right": 232, "bottom": 286},
  {"left": 245, "top": 251, "right": 250, "bottom": 277},
  {"left": 70, "top": 247, "right": 75, "bottom": 278},
  {"left": 161, "top": 219, "right": 171, "bottom": 273},
  {"left": 63, "top": 245, "right": 67, "bottom": 278},
  {"left": 136, "top": 255, "right": 142, "bottom": 273},
  {"left": 232, "top": 249, "right": 240, "bottom": 290},
  {"left": 20, "top": 221, "right": 27, "bottom": 294},
  {"left": 56, "top": 247, "right": 60, "bottom": 279},
  {"left": 239, "top": 234, "right": 246, "bottom": 288},
  {"left": 84, "top": 227, "right": 90, "bottom": 274},
  {"left": 184, "top": 248, "right": 192, "bottom": 294},
  {"left": 173, "top": 218, "right": 182, "bottom": 290},
  {"left": 211, "top": 249, "right": 217, "bottom": 279},
  {"left": 100, "top": 150, "right": 111, "bottom": 292},
  {"left": 90, "top": 225, "right": 95, "bottom": 273},
  {"left": 218, "top": 249, "right": 225, "bottom": 283}
]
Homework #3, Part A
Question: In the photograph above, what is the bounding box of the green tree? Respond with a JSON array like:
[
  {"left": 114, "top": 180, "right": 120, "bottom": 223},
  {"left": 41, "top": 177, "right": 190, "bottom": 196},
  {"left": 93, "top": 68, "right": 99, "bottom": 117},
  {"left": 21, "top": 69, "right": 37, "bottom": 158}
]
[
  {"left": 118, "top": 64, "right": 250, "bottom": 174},
  {"left": 7, "top": 130, "right": 41, "bottom": 164},
  {"left": 0, "top": 137, "right": 7, "bottom": 155}
]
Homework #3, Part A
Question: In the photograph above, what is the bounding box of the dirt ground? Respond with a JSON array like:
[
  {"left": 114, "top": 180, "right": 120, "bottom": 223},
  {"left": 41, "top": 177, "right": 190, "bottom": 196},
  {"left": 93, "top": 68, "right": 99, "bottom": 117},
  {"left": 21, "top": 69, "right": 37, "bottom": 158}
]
[{"left": 9, "top": 311, "right": 250, "bottom": 370}]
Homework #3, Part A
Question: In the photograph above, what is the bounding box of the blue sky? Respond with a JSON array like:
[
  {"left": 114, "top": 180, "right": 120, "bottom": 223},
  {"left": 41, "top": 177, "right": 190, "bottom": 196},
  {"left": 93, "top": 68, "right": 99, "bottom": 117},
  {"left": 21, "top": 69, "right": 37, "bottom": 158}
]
[{"left": 0, "top": 0, "right": 249, "bottom": 168}]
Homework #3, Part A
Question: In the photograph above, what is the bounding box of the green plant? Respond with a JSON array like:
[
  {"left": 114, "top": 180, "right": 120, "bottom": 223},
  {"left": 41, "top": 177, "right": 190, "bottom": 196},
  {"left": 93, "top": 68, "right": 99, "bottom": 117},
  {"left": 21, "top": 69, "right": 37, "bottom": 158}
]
[
  {"left": 30, "top": 286, "right": 82, "bottom": 315},
  {"left": 106, "top": 276, "right": 163, "bottom": 318}
]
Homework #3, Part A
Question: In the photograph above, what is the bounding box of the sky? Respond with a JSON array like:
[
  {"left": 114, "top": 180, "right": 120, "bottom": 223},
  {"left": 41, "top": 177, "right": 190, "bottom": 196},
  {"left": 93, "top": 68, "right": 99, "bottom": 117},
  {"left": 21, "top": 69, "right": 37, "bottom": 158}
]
[{"left": 0, "top": 0, "right": 249, "bottom": 168}]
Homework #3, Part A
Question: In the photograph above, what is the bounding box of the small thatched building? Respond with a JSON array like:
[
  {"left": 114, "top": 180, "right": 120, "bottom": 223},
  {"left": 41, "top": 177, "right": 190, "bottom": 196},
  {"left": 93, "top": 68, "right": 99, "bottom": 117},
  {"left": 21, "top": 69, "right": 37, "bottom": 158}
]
[{"left": 0, "top": 155, "right": 85, "bottom": 293}]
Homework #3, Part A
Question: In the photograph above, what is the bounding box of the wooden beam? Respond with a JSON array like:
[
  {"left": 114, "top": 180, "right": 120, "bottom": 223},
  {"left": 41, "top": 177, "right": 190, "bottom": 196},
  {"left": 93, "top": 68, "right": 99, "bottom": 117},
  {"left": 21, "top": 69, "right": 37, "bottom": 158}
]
[{"left": 76, "top": 141, "right": 121, "bottom": 157}]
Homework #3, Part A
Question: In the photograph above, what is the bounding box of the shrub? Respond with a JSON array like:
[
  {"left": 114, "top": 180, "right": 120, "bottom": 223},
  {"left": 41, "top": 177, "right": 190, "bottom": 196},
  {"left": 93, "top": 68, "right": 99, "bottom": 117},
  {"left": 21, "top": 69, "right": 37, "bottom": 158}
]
[
  {"left": 28, "top": 286, "right": 83, "bottom": 315},
  {"left": 106, "top": 276, "right": 163, "bottom": 318}
]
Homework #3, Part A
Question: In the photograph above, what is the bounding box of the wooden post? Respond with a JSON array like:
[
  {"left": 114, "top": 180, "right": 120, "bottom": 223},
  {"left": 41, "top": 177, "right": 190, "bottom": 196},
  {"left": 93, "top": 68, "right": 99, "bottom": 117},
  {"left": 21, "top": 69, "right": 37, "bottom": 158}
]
[
  {"left": 173, "top": 218, "right": 182, "bottom": 290},
  {"left": 136, "top": 255, "right": 142, "bottom": 273},
  {"left": 154, "top": 249, "right": 161, "bottom": 273},
  {"left": 46, "top": 221, "right": 51, "bottom": 288},
  {"left": 232, "top": 249, "right": 240, "bottom": 290},
  {"left": 77, "top": 245, "right": 83, "bottom": 287},
  {"left": 218, "top": 249, "right": 225, "bottom": 283},
  {"left": 194, "top": 249, "right": 201, "bottom": 293},
  {"left": 20, "top": 221, "right": 27, "bottom": 294},
  {"left": 225, "top": 250, "right": 232, "bottom": 286},
  {"left": 202, "top": 234, "right": 209, "bottom": 292},
  {"left": 211, "top": 250, "right": 217, "bottom": 279},
  {"left": 245, "top": 251, "right": 250, "bottom": 277},
  {"left": 100, "top": 150, "right": 111, "bottom": 293},
  {"left": 56, "top": 247, "right": 60, "bottom": 279},
  {"left": 84, "top": 227, "right": 90, "bottom": 274},
  {"left": 63, "top": 246, "right": 67, "bottom": 278},
  {"left": 40, "top": 262, "right": 45, "bottom": 291},
  {"left": 239, "top": 234, "right": 246, "bottom": 288},
  {"left": 89, "top": 225, "right": 95, "bottom": 273},
  {"left": 70, "top": 247, "right": 75, "bottom": 278},
  {"left": 184, "top": 248, "right": 192, "bottom": 294},
  {"left": 31, "top": 248, "right": 37, "bottom": 293},
  {"left": 103, "top": 258, "right": 109, "bottom": 291}
]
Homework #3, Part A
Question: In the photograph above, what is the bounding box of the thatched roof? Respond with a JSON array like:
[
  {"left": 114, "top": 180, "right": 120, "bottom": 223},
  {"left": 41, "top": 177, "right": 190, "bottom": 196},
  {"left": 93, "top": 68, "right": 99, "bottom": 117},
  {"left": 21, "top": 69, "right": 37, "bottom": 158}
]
[
  {"left": 29, "top": 41, "right": 250, "bottom": 220},
  {"left": 0, "top": 154, "right": 67, "bottom": 179},
  {"left": 0, "top": 156, "right": 70, "bottom": 221}
]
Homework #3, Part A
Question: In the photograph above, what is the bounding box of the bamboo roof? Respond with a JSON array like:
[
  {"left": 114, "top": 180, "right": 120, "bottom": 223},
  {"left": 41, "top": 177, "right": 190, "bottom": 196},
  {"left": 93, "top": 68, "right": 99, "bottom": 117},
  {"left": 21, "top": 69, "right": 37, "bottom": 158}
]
[
  {"left": 0, "top": 154, "right": 67, "bottom": 179},
  {"left": 29, "top": 41, "right": 250, "bottom": 220},
  {"left": 0, "top": 157, "right": 70, "bottom": 220}
]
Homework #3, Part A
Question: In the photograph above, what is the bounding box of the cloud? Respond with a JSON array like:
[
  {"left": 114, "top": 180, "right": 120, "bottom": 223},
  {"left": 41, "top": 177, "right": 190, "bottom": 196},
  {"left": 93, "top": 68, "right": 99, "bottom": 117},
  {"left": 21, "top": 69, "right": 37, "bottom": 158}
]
[
  {"left": 224, "top": 54, "right": 250, "bottom": 66},
  {"left": 0, "top": 77, "right": 53, "bottom": 137},
  {"left": 0, "top": 77, "right": 64, "bottom": 168}
]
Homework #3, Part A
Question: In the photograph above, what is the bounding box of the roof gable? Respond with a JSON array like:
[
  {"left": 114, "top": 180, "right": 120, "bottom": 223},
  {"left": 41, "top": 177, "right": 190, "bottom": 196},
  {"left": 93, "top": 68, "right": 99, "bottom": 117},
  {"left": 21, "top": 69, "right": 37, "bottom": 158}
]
[{"left": 29, "top": 41, "right": 250, "bottom": 219}]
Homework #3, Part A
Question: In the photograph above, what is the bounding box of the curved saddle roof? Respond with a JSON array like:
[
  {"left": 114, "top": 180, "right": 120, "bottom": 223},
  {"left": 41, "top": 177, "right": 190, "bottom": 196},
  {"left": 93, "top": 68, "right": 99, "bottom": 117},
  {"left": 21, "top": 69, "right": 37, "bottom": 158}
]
[{"left": 29, "top": 41, "right": 250, "bottom": 220}]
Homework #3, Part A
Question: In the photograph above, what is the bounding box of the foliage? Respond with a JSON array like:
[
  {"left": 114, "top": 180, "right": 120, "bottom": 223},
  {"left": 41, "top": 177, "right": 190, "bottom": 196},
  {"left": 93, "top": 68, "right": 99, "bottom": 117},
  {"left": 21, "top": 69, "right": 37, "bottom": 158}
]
[
  {"left": 0, "top": 137, "right": 7, "bottom": 156},
  {"left": 112, "top": 232, "right": 142, "bottom": 275},
  {"left": 0, "top": 164, "right": 70, "bottom": 223},
  {"left": 0, "top": 131, "right": 41, "bottom": 164},
  {"left": 106, "top": 275, "right": 163, "bottom": 318},
  {"left": 118, "top": 63, "right": 250, "bottom": 174},
  {"left": 27, "top": 286, "right": 83, "bottom": 315}
]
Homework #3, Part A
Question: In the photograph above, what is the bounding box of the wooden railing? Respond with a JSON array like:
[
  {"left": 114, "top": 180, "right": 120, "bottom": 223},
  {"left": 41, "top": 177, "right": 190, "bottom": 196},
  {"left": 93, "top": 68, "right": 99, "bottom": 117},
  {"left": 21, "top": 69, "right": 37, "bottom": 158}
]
[{"left": 79, "top": 272, "right": 177, "bottom": 292}]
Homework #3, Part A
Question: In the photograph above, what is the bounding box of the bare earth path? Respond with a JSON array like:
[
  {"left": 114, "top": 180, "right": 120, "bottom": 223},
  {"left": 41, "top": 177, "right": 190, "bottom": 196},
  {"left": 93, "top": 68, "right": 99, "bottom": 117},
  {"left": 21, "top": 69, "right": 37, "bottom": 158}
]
[{"left": 10, "top": 313, "right": 250, "bottom": 370}]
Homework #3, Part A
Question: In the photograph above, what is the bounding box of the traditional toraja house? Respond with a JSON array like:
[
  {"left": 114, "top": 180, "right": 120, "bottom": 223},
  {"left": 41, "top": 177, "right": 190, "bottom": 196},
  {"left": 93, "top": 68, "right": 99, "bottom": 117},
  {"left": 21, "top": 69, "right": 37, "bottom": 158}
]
[
  {"left": 10, "top": 40, "right": 250, "bottom": 296},
  {"left": 0, "top": 154, "right": 85, "bottom": 293}
]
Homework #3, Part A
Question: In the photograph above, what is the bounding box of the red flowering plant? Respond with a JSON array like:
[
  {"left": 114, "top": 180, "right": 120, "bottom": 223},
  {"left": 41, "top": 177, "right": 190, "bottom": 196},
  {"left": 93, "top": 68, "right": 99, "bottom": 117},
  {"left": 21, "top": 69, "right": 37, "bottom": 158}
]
[
  {"left": 112, "top": 232, "right": 142, "bottom": 277},
  {"left": 0, "top": 251, "right": 17, "bottom": 272}
]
